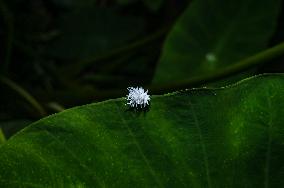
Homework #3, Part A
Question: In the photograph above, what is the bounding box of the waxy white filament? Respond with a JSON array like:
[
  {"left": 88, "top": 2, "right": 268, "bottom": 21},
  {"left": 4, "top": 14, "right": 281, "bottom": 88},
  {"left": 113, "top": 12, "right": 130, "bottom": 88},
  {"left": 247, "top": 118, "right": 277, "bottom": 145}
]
[{"left": 126, "top": 87, "right": 150, "bottom": 108}]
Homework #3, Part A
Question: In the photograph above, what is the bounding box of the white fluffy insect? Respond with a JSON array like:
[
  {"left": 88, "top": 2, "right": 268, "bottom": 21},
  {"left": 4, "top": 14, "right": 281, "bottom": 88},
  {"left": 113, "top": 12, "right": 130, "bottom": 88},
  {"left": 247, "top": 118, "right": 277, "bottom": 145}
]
[{"left": 126, "top": 87, "right": 150, "bottom": 108}]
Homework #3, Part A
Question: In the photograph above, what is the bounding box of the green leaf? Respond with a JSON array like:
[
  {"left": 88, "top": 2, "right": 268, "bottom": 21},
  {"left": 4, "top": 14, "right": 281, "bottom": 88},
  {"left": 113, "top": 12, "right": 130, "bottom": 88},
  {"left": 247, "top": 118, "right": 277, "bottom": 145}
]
[
  {"left": 46, "top": 7, "right": 145, "bottom": 60},
  {"left": 153, "top": 0, "right": 281, "bottom": 84},
  {"left": 0, "top": 74, "right": 284, "bottom": 187}
]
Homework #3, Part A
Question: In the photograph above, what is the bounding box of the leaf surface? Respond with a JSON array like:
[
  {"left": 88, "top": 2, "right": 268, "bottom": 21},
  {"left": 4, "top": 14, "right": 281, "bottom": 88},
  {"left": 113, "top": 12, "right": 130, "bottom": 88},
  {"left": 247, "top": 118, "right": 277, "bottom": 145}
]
[{"left": 0, "top": 74, "right": 284, "bottom": 187}]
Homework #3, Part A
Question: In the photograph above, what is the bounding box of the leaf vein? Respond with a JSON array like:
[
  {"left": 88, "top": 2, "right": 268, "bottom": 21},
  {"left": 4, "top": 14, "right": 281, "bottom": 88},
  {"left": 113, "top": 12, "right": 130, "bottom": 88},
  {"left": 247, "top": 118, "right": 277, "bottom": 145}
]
[{"left": 189, "top": 100, "right": 212, "bottom": 188}]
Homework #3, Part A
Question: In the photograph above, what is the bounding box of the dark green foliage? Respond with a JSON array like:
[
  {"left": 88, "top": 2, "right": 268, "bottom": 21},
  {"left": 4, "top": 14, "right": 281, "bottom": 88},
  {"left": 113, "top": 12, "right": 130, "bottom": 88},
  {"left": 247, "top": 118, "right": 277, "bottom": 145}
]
[{"left": 1, "top": 0, "right": 284, "bottom": 186}]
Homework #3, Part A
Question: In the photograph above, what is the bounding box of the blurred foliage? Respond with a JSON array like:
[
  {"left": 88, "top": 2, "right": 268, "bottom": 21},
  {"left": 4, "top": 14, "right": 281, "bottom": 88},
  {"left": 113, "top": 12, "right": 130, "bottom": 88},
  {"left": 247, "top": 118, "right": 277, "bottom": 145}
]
[
  {"left": 153, "top": 0, "right": 281, "bottom": 84},
  {"left": 46, "top": 7, "right": 146, "bottom": 59},
  {"left": 0, "top": 0, "right": 284, "bottom": 139}
]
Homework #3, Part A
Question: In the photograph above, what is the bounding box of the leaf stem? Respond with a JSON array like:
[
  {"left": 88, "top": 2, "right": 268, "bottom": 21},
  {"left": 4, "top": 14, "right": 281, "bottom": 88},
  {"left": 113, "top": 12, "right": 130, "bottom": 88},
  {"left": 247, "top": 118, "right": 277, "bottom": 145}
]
[
  {"left": 0, "top": 128, "right": 6, "bottom": 144},
  {"left": 43, "top": 42, "right": 284, "bottom": 104},
  {"left": 61, "top": 27, "right": 169, "bottom": 77},
  {"left": 0, "top": 77, "right": 47, "bottom": 117},
  {"left": 150, "top": 42, "right": 284, "bottom": 93}
]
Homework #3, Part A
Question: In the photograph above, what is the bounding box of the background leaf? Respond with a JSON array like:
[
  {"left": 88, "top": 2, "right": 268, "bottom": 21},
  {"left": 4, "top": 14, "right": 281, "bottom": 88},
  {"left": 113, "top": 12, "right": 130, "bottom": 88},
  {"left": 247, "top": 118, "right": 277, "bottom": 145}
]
[
  {"left": 0, "top": 74, "right": 284, "bottom": 187},
  {"left": 46, "top": 7, "right": 145, "bottom": 60},
  {"left": 153, "top": 0, "right": 281, "bottom": 84}
]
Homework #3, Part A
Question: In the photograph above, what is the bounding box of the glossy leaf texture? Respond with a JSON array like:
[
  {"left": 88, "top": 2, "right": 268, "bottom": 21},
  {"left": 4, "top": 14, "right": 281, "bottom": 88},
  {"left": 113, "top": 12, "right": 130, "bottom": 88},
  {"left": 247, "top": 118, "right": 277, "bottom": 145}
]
[
  {"left": 153, "top": 0, "right": 281, "bottom": 84},
  {"left": 1, "top": 74, "right": 284, "bottom": 187}
]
